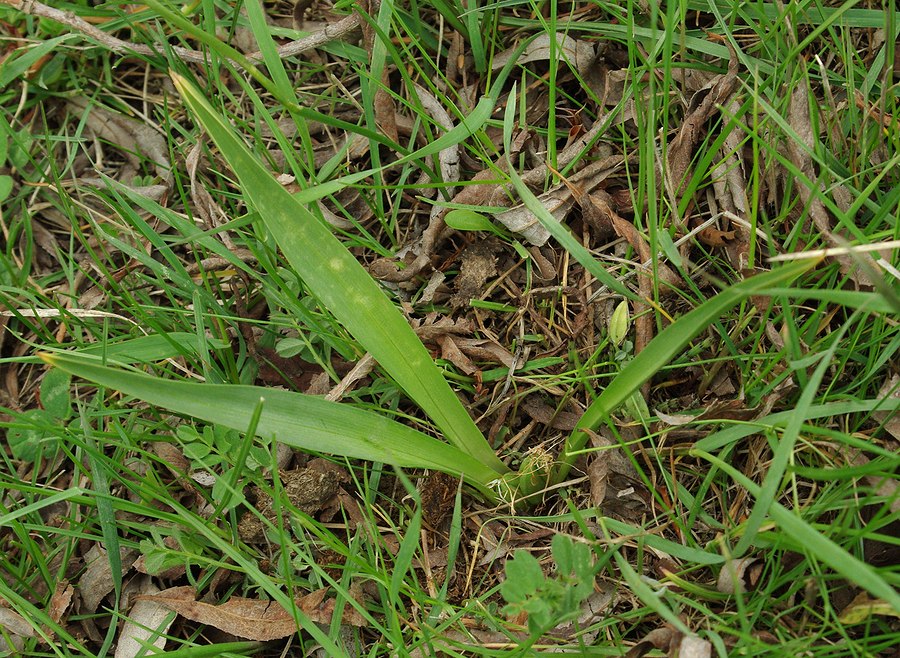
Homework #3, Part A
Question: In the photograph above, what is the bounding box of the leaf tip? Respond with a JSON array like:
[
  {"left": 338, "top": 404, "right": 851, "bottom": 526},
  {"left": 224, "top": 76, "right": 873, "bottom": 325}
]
[{"left": 169, "top": 70, "right": 190, "bottom": 97}]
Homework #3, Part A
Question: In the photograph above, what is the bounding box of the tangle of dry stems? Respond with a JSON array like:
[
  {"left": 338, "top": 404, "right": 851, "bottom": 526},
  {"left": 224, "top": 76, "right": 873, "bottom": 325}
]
[{"left": 0, "top": 0, "right": 361, "bottom": 66}]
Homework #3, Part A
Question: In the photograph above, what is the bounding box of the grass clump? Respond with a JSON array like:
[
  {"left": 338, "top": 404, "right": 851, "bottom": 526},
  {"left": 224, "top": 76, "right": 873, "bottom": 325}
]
[{"left": 0, "top": 0, "right": 898, "bottom": 656}]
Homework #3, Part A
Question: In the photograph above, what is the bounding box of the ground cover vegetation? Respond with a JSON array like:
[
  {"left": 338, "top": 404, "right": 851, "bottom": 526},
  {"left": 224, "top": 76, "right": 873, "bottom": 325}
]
[{"left": 0, "top": 0, "right": 898, "bottom": 655}]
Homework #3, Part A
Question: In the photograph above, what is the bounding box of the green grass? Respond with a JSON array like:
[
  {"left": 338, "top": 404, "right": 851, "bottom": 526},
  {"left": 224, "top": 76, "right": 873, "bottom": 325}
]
[{"left": 1, "top": 0, "right": 898, "bottom": 656}]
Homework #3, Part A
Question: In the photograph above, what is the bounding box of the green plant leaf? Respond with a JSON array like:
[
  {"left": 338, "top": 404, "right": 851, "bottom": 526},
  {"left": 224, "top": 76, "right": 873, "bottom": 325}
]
[
  {"left": 550, "top": 533, "right": 575, "bottom": 574},
  {"left": 79, "top": 333, "right": 230, "bottom": 363},
  {"left": 444, "top": 209, "right": 498, "bottom": 233},
  {"left": 40, "top": 352, "right": 502, "bottom": 489},
  {"left": 40, "top": 368, "right": 71, "bottom": 420},
  {"left": 555, "top": 259, "right": 820, "bottom": 482},
  {"left": 501, "top": 551, "right": 544, "bottom": 603},
  {"left": 694, "top": 399, "right": 900, "bottom": 453},
  {"left": 148, "top": 641, "right": 261, "bottom": 657},
  {"left": 7, "top": 409, "right": 57, "bottom": 463},
  {"left": 608, "top": 300, "right": 630, "bottom": 348},
  {"left": 0, "top": 175, "right": 13, "bottom": 202},
  {"left": 171, "top": 73, "right": 507, "bottom": 476}
]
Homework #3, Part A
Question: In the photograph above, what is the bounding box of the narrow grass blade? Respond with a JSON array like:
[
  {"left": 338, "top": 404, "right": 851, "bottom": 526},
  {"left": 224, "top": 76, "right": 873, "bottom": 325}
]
[
  {"left": 694, "top": 449, "right": 900, "bottom": 612},
  {"left": 735, "top": 318, "right": 852, "bottom": 555},
  {"left": 78, "top": 334, "right": 229, "bottom": 363},
  {"left": 171, "top": 73, "right": 506, "bottom": 475},
  {"left": 555, "top": 259, "right": 819, "bottom": 482},
  {"left": 695, "top": 399, "right": 900, "bottom": 453},
  {"left": 505, "top": 161, "right": 636, "bottom": 300},
  {"left": 150, "top": 642, "right": 261, "bottom": 657},
  {"left": 40, "top": 352, "right": 501, "bottom": 489},
  {"left": 85, "top": 434, "right": 123, "bottom": 605},
  {"left": 599, "top": 527, "right": 691, "bottom": 634},
  {"left": 0, "top": 488, "right": 86, "bottom": 526}
]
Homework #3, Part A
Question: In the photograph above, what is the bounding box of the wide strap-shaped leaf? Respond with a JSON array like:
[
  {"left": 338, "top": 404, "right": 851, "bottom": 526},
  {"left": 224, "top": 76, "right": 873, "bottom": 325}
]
[
  {"left": 171, "top": 73, "right": 506, "bottom": 475},
  {"left": 41, "top": 352, "right": 501, "bottom": 488}
]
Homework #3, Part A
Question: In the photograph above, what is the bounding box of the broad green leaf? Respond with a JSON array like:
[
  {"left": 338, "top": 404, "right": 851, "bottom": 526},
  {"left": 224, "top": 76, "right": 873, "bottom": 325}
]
[
  {"left": 556, "top": 258, "right": 819, "bottom": 481},
  {"left": 0, "top": 35, "right": 74, "bottom": 88},
  {"left": 40, "top": 352, "right": 502, "bottom": 489},
  {"left": 550, "top": 533, "right": 575, "bottom": 574},
  {"left": 171, "top": 73, "right": 506, "bottom": 475}
]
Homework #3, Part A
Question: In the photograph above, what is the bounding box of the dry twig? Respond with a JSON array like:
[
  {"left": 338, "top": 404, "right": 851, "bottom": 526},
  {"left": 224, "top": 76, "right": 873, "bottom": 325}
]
[{"left": 0, "top": 0, "right": 360, "bottom": 67}]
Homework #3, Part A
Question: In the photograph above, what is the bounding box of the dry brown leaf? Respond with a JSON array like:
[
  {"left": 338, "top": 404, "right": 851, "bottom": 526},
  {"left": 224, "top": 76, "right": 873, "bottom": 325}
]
[
  {"left": 873, "top": 374, "right": 900, "bottom": 441},
  {"left": 584, "top": 191, "right": 681, "bottom": 293},
  {"left": 654, "top": 410, "right": 697, "bottom": 427},
  {"left": 138, "top": 587, "right": 299, "bottom": 641},
  {"left": 298, "top": 587, "right": 367, "bottom": 627},
  {"left": 450, "top": 240, "right": 498, "bottom": 309},
  {"left": 325, "top": 353, "right": 375, "bottom": 401},
  {"left": 438, "top": 334, "right": 477, "bottom": 375},
  {"left": 452, "top": 337, "right": 516, "bottom": 368},
  {"left": 848, "top": 450, "right": 900, "bottom": 516},
  {"left": 521, "top": 397, "right": 580, "bottom": 431},
  {"left": 412, "top": 83, "right": 460, "bottom": 203},
  {"left": 587, "top": 455, "right": 609, "bottom": 507},
  {"left": 79, "top": 545, "right": 139, "bottom": 614},
  {"left": 697, "top": 226, "right": 736, "bottom": 247},
  {"left": 115, "top": 580, "right": 175, "bottom": 658},
  {"left": 625, "top": 627, "right": 675, "bottom": 658},
  {"left": 717, "top": 557, "right": 761, "bottom": 594},
  {"left": 491, "top": 32, "right": 594, "bottom": 75},
  {"left": 626, "top": 627, "right": 711, "bottom": 658},
  {"left": 67, "top": 97, "right": 171, "bottom": 185},
  {"left": 48, "top": 580, "right": 74, "bottom": 624},
  {"left": 139, "top": 586, "right": 366, "bottom": 642},
  {"left": 359, "top": 0, "right": 397, "bottom": 144},
  {"left": 552, "top": 584, "right": 616, "bottom": 642},
  {"left": 375, "top": 68, "right": 398, "bottom": 144},
  {"left": 186, "top": 141, "right": 234, "bottom": 246},
  {"left": 494, "top": 191, "right": 573, "bottom": 246},
  {"left": 0, "top": 606, "right": 36, "bottom": 640},
  {"left": 838, "top": 591, "right": 900, "bottom": 624},
  {"left": 414, "top": 315, "right": 475, "bottom": 342},
  {"left": 667, "top": 52, "right": 739, "bottom": 199},
  {"left": 710, "top": 98, "right": 751, "bottom": 269},
  {"left": 785, "top": 77, "right": 879, "bottom": 285}
]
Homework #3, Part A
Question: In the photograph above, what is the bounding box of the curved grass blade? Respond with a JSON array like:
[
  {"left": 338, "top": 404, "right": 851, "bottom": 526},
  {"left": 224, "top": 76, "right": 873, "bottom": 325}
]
[
  {"left": 171, "top": 73, "right": 507, "bottom": 475},
  {"left": 694, "top": 449, "right": 900, "bottom": 612},
  {"left": 555, "top": 258, "right": 820, "bottom": 482},
  {"left": 40, "top": 352, "right": 501, "bottom": 490},
  {"left": 694, "top": 399, "right": 900, "bottom": 453},
  {"left": 504, "top": 162, "right": 636, "bottom": 300}
]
